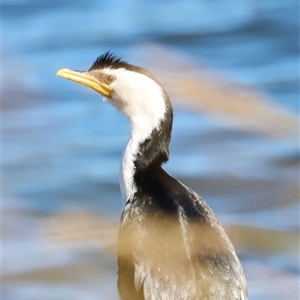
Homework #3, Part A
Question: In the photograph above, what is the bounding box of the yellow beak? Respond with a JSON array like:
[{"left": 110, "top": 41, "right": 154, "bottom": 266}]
[{"left": 56, "top": 68, "right": 113, "bottom": 98}]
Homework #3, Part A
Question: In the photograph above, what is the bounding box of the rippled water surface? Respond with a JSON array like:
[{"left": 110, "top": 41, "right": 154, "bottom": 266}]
[{"left": 3, "top": 1, "right": 299, "bottom": 299}]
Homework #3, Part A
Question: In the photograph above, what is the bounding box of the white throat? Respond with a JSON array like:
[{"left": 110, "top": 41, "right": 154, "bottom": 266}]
[
  {"left": 120, "top": 110, "right": 166, "bottom": 203},
  {"left": 100, "top": 67, "right": 168, "bottom": 203},
  {"left": 119, "top": 135, "right": 138, "bottom": 203}
]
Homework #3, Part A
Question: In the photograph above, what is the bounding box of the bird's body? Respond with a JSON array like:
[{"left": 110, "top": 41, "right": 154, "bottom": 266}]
[{"left": 57, "top": 52, "right": 247, "bottom": 300}]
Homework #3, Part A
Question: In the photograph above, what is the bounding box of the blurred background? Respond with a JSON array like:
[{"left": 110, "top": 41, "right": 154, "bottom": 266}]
[{"left": 2, "top": 0, "right": 299, "bottom": 299}]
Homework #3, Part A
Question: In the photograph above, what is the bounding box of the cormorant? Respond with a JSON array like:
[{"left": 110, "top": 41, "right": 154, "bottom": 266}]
[{"left": 57, "top": 51, "right": 248, "bottom": 300}]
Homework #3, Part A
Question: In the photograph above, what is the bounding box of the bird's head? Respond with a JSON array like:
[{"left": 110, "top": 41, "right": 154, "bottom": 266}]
[{"left": 57, "top": 51, "right": 172, "bottom": 137}]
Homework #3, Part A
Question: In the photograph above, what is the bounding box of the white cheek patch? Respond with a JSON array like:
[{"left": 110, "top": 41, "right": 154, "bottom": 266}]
[{"left": 105, "top": 68, "right": 166, "bottom": 132}]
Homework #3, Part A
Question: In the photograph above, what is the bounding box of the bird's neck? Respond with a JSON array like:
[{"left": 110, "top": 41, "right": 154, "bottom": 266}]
[{"left": 120, "top": 109, "right": 173, "bottom": 203}]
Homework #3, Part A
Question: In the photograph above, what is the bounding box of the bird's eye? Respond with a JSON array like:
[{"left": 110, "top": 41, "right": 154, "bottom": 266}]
[{"left": 104, "top": 74, "right": 115, "bottom": 84}]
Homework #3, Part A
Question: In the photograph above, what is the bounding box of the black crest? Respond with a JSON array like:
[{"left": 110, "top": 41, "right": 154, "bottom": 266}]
[
  {"left": 89, "top": 51, "right": 129, "bottom": 70},
  {"left": 89, "top": 51, "right": 161, "bottom": 83}
]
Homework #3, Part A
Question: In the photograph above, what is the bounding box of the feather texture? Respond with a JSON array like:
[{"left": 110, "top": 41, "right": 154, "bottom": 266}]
[{"left": 118, "top": 166, "right": 247, "bottom": 300}]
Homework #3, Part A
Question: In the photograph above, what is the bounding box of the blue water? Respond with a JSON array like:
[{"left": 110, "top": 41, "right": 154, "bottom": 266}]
[{"left": 3, "top": 1, "right": 299, "bottom": 299}]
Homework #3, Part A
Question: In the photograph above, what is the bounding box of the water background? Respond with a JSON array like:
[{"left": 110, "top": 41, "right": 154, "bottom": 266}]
[{"left": 3, "top": 1, "right": 299, "bottom": 299}]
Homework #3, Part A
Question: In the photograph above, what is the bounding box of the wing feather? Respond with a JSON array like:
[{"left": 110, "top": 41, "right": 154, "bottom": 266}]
[{"left": 118, "top": 182, "right": 247, "bottom": 300}]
